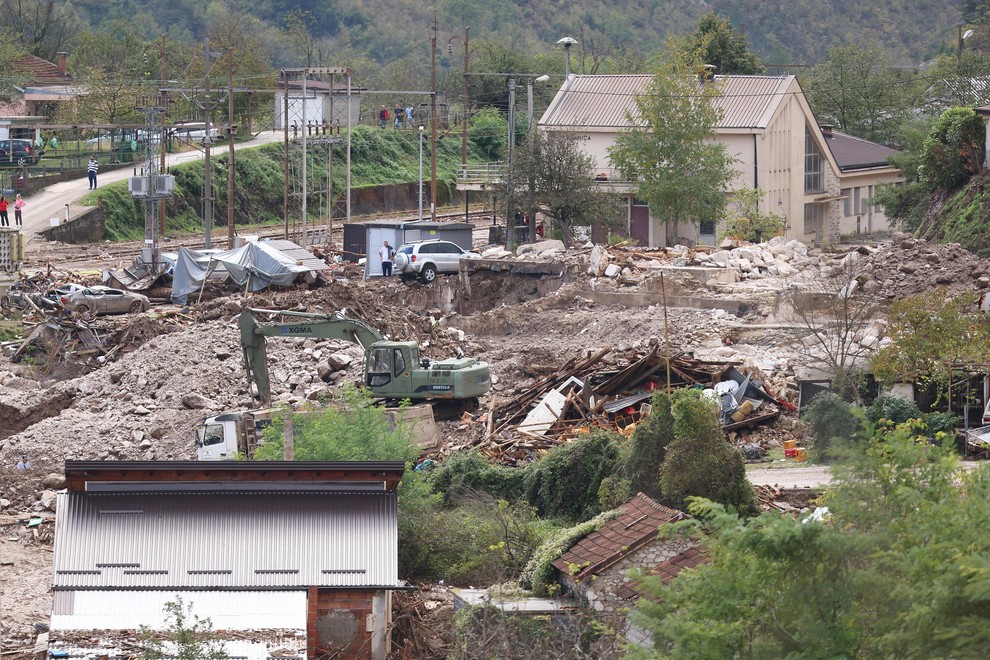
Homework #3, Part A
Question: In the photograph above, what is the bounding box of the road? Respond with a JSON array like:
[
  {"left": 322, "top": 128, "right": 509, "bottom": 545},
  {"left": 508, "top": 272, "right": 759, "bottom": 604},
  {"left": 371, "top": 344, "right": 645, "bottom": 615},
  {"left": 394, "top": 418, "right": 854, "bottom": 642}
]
[
  {"left": 747, "top": 466, "right": 832, "bottom": 489},
  {"left": 20, "top": 129, "right": 284, "bottom": 250}
]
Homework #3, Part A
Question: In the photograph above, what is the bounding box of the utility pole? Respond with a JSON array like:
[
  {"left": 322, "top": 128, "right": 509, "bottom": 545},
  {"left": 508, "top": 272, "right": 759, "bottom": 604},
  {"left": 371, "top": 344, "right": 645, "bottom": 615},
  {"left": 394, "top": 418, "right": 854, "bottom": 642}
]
[
  {"left": 430, "top": 17, "right": 438, "bottom": 221},
  {"left": 506, "top": 76, "right": 516, "bottom": 251},
  {"left": 201, "top": 38, "right": 216, "bottom": 249},
  {"left": 159, "top": 34, "right": 167, "bottom": 242},
  {"left": 227, "top": 50, "right": 235, "bottom": 245},
  {"left": 283, "top": 70, "right": 289, "bottom": 239},
  {"left": 302, "top": 70, "right": 308, "bottom": 244},
  {"left": 461, "top": 27, "right": 470, "bottom": 224}
]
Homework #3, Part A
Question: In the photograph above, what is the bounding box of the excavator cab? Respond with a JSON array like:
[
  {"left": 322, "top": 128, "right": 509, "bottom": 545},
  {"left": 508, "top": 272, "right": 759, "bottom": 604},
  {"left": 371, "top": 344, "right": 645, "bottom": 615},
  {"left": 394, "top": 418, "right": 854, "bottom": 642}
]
[{"left": 365, "top": 342, "right": 418, "bottom": 395}]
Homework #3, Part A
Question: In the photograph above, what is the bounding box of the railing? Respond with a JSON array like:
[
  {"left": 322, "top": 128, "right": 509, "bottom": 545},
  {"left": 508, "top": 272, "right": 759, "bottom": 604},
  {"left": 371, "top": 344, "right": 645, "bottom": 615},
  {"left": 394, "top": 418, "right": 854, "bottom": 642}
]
[{"left": 458, "top": 162, "right": 506, "bottom": 184}]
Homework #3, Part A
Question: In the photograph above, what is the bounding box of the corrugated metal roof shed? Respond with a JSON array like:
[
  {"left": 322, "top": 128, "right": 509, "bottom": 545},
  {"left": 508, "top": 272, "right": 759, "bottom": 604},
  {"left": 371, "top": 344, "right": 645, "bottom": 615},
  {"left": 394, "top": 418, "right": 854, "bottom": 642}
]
[
  {"left": 53, "top": 490, "right": 399, "bottom": 590},
  {"left": 539, "top": 74, "right": 794, "bottom": 130},
  {"left": 264, "top": 239, "right": 331, "bottom": 271}
]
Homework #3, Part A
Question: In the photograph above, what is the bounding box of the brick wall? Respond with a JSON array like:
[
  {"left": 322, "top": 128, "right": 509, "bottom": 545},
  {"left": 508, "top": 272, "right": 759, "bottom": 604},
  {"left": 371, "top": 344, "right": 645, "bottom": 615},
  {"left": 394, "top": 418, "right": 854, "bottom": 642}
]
[{"left": 307, "top": 588, "right": 389, "bottom": 660}]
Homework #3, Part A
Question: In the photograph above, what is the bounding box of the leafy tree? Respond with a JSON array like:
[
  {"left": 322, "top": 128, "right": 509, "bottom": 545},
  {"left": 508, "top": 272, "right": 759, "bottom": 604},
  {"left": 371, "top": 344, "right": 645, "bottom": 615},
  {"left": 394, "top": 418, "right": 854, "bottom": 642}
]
[
  {"left": 608, "top": 41, "right": 736, "bottom": 246},
  {"left": 805, "top": 44, "right": 915, "bottom": 145},
  {"left": 801, "top": 392, "right": 863, "bottom": 461},
  {"left": 918, "top": 107, "right": 985, "bottom": 191},
  {"left": 865, "top": 393, "right": 923, "bottom": 426},
  {"left": 632, "top": 432, "right": 990, "bottom": 658},
  {"left": 872, "top": 116, "right": 937, "bottom": 232},
  {"left": 623, "top": 391, "right": 674, "bottom": 499},
  {"left": 468, "top": 106, "right": 507, "bottom": 161},
  {"left": 502, "top": 129, "right": 622, "bottom": 247},
  {"left": 1, "top": 0, "right": 84, "bottom": 61},
  {"left": 718, "top": 188, "right": 785, "bottom": 242},
  {"left": 660, "top": 390, "right": 755, "bottom": 514},
  {"left": 872, "top": 289, "right": 990, "bottom": 409},
  {"left": 140, "top": 596, "right": 229, "bottom": 660},
  {"left": 523, "top": 430, "right": 621, "bottom": 521},
  {"left": 690, "top": 11, "right": 765, "bottom": 75},
  {"left": 254, "top": 385, "right": 417, "bottom": 462}
]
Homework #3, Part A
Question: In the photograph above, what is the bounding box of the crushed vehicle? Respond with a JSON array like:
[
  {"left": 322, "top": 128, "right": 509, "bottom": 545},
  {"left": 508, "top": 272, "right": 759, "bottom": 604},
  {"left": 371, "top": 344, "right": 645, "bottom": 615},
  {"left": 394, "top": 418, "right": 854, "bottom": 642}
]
[{"left": 60, "top": 285, "right": 150, "bottom": 315}]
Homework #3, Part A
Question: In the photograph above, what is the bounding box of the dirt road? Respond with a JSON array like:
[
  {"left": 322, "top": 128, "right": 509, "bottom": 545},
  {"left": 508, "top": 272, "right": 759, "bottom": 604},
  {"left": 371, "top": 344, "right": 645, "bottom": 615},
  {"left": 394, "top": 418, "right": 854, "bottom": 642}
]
[{"left": 747, "top": 466, "right": 832, "bottom": 488}]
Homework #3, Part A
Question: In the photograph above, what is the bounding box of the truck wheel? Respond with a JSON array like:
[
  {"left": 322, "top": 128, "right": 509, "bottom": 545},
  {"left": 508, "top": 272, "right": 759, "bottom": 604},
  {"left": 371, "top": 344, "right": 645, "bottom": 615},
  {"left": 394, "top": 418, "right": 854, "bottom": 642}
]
[{"left": 420, "top": 264, "right": 437, "bottom": 284}]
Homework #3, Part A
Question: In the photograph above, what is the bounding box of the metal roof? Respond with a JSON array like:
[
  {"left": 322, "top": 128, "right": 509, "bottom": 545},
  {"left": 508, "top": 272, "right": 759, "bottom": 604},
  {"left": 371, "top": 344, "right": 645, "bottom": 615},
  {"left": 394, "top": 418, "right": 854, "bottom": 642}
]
[
  {"left": 824, "top": 130, "right": 899, "bottom": 172},
  {"left": 539, "top": 74, "right": 794, "bottom": 131},
  {"left": 53, "top": 490, "right": 399, "bottom": 590}
]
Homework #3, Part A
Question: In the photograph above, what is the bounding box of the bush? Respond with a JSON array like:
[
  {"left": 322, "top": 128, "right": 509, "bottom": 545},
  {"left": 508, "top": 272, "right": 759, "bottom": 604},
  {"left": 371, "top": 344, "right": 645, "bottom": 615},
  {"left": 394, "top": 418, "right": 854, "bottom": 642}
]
[
  {"left": 660, "top": 390, "right": 756, "bottom": 514},
  {"left": 919, "top": 107, "right": 984, "bottom": 191},
  {"left": 518, "top": 509, "right": 621, "bottom": 595},
  {"left": 428, "top": 451, "right": 526, "bottom": 506},
  {"left": 866, "top": 395, "right": 923, "bottom": 426},
  {"left": 624, "top": 392, "right": 674, "bottom": 499},
  {"left": 801, "top": 392, "right": 863, "bottom": 460},
  {"left": 522, "top": 430, "right": 622, "bottom": 521},
  {"left": 923, "top": 411, "right": 959, "bottom": 439}
]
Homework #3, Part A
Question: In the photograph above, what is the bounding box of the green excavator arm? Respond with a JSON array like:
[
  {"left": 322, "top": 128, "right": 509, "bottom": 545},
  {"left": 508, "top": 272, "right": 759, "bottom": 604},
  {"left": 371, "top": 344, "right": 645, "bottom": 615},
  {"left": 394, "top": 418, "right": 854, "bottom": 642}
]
[{"left": 240, "top": 308, "right": 386, "bottom": 405}]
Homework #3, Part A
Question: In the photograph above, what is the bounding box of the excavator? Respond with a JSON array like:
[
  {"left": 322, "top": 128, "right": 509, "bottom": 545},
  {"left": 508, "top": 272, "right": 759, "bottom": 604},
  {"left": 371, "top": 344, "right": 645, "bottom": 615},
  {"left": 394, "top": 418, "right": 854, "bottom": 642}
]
[{"left": 240, "top": 307, "right": 491, "bottom": 407}]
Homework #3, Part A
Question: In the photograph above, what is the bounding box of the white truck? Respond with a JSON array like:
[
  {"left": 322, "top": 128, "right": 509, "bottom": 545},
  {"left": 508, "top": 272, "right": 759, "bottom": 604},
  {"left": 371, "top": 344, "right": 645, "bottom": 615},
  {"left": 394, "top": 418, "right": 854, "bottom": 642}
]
[{"left": 195, "top": 405, "right": 441, "bottom": 461}]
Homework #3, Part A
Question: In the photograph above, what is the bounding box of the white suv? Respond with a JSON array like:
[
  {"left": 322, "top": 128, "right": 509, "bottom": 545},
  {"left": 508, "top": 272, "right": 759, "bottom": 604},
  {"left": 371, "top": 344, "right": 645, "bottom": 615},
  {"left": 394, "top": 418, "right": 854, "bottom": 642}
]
[{"left": 393, "top": 239, "right": 480, "bottom": 283}]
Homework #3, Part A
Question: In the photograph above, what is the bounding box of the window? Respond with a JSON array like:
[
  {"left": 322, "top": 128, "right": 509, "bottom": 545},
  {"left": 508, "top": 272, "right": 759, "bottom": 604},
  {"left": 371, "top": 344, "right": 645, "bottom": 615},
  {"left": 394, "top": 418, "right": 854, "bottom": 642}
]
[
  {"left": 201, "top": 424, "right": 225, "bottom": 447},
  {"left": 418, "top": 243, "right": 437, "bottom": 254},
  {"left": 841, "top": 188, "right": 851, "bottom": 216},
  {"left": 368, "top": 347, "right": 391, "bottom": 387},
  {"left": 804, "top": 131, "right": 824, "bottom": 193},
  {"left": 632, "top": 197, "right": 649, "bottom": 207},
  {"left": 393, "top": 348, "right": 406, "bottom": 376},
  {"left": 804, "top": 203, "right": 823, "bottom": 235},
  {"left": 699, "top": 220, "right": 716, "bottom": 236},
  {"left": 853, "top": 188, "right": 862, "bottom": 215}
]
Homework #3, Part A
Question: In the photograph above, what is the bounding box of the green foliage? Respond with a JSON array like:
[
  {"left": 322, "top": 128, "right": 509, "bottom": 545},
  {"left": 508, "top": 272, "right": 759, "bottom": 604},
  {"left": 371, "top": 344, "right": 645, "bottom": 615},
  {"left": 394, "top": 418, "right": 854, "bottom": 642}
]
[
  {"left": 690, "top": 11, "right": 766, "bottom": 75},
  {"left": 633, "top": 432, "right": 990, "bottom": 658},
  {"left": 522, "top": 430, "right": 621, "bottom": 521},
  {"left": 801, "top": 392, "right": 864, "bottom": 460},
  {"left": 865, "top": 394, "right": 923, "bottom": 426},
  {"left": 518, "top": 509, "right": 621, "bottom": 596},
  {"left": 919, "top": 107, "right": 985, "bottom": 191},
  {"left": 468, "top": 107, "right": 507, "bottom": 161},
  {"left": 254, "top": 385, "right": 417, "bottom": 463},
  {"left": 871, "top": 290, "right": 990, "bottom": 408},
  {"left": 596, "top": 476, "right": 631, "bottom": 511},
  {"left": 805, "top": 44, "right": 916, "bottom": 144},
  {"left": 608, "top": 41, "right": 736, "bottom": 238},
  {"left": 427, "top": 451, "right": 526, "bottom": 506},
  {"left": 140, "top": 596, "right": 229, "bottom": 660},
  {"left": 624, "top": 392, "right": 674, "bottom": 499},
  {"left": 660, "top": 390, "right": 756, "bottom": 514},
  {"left": 718, "top": 188, "right": 785, "bottom": 242}
]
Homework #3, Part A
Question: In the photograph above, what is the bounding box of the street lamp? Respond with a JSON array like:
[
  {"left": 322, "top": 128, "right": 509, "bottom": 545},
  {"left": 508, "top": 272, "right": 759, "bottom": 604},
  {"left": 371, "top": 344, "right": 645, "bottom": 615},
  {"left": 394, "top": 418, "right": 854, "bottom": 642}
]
[
  {"left": 557, "top": 37, "right": 578, "bottom": 79},
  {"left": 418, "top": 125, "right": 425, "bottom": 221},
  {"left": 958, "top": 26, "right": 974, "bottom": 63}
]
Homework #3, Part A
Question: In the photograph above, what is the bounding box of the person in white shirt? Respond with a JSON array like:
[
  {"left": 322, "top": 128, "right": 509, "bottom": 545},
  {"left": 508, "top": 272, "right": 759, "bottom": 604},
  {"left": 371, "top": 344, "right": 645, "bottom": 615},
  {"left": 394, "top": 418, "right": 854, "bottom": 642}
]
[
  {"left": 379, "top": 241, "right": 394, "bottom": 277},
  {"left": 16, "top": 454, "right": 31, "bottom": 469}
]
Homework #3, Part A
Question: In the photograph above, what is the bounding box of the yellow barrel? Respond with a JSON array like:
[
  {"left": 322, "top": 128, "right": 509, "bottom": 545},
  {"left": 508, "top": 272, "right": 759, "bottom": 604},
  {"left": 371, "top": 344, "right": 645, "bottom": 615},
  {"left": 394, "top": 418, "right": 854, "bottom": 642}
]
[
  {"left": 730, "top": 400, "right": 754, "bottom": 422},
  {"left": 783, "top": 439, "right": 797, "bottom": 450},
  {"left": 795, "top": 447, "right": 807, "bottom": 462}
]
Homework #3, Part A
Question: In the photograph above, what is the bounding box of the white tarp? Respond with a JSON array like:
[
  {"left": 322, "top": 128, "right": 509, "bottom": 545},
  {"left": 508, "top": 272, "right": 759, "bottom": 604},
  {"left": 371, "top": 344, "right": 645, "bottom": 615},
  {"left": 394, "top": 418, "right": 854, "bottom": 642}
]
[{"left": 171, "top": 242, "right": 314, "bottom": 304}]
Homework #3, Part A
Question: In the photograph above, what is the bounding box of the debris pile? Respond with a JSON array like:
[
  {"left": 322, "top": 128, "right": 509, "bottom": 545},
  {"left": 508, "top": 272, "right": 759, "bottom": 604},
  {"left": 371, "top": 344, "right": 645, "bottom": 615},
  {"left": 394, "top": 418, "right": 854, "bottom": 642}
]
[{"left": 387, "top": 586, "right": 455, "bottom": 660}]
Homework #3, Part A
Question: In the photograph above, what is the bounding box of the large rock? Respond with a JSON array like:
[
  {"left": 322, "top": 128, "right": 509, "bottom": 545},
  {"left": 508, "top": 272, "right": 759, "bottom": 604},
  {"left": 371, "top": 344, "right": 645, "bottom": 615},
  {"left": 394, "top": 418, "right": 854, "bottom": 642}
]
[
  {"left": 327, "top": 351, "right": 355, "bottom": 371},
  {"left": 604, "top": 263, "right": 622, "bottom": 278},
  {"left": 181, "top": 393, "right": 214, "bottom": 410},
  {"left": 43, "top": 473, "right": 66, "bottom": 490},
  {"left": 517, "top": 239, "right": 565, "bottom": 256}
]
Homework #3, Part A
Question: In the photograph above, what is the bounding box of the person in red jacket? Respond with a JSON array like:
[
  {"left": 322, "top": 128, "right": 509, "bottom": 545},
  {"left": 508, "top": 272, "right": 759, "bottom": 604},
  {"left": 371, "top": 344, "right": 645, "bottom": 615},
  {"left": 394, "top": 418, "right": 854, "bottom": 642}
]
[{"left": 0, "top": 195, "right": 9, "bottom": 227}]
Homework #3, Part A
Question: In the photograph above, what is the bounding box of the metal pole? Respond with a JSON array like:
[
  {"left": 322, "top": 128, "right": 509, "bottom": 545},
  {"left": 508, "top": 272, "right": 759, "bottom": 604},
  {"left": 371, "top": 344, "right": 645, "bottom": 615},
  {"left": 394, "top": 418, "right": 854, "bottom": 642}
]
[
  {"left": 419, "top": 126, "right": 424, "bottom": 221},
  {"left": 346, "top": 73, "right": 352, "bottom": 224},
  {"left": 283, "top": 70, "right": 289, "bottom": 239},
  {"left": 506, "top": 77, "right": 516, "bottom": 251},
  {"left": 462, "top": 26, "right": 470, "bottom": 223},
  {"left": 430, "top": 24, "right": 438, "bottom": 221},
  {"left": 227, "top": 51, "right": 235, "bottom": 245},
  {"left": 527, "top": 80, "right": 536, "bottom": 245},
  {"left": 662, "top": 272, "right": 671, "bottom": 393},
  {"left": 203, "top": 37, "right": 213, "bottom": 249},
  {"left": 159, "top": 34, "right": 167, "bottom": 243},
  {"left": 328, "top": 72, "right": 333, "bottom": 246},
  {"left": 301, "top": 69, "right": 308, "bottom": 244}
]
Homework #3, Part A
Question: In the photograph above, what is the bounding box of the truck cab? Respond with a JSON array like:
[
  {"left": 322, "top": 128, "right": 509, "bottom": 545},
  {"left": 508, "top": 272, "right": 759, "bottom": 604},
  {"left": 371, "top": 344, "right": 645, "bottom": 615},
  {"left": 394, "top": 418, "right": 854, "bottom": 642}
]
[{"left": 195, "top": 410, "right": 272, "bottom": 460}]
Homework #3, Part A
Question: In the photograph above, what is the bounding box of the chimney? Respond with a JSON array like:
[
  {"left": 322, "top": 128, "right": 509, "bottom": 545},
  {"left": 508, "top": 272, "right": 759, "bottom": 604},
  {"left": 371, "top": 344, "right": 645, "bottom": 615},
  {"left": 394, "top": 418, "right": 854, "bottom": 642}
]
[
  {"left": 820, "top": 124, "right": 833, "bottom": 138},
  {"left": 57, "top": 52, "right": 67, "bottom": 75}
]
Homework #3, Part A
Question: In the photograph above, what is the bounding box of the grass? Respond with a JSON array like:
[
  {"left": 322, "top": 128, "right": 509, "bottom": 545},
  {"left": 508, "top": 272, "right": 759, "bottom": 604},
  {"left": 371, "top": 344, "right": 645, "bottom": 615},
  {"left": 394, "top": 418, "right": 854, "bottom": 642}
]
[{"left": 745, "top": 446, "right": 819, "bottom": 469}]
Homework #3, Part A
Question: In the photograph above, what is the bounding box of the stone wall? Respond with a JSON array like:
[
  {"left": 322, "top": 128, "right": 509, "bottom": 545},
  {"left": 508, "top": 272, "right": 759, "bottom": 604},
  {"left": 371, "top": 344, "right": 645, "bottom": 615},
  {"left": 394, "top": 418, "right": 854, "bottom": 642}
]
[
  {"left": 307, "top": 587, "right": 390, "bottom": 660},
  {"left": 39, "top": 207, "right": 105, "bottom": 243},
  {"left": 350, "top": 182, "right": 452, "bottom": 216}
]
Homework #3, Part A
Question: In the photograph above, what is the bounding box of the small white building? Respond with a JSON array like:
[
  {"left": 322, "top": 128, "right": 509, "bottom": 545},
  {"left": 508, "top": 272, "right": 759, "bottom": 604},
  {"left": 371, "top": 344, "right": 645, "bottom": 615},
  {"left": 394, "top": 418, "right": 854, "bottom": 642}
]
[
  {"left": 276, "top": 79, "right": 362, "bottom": 130},
  {"left": 538, "top": 74, "right": 904, "bottom": 247}
]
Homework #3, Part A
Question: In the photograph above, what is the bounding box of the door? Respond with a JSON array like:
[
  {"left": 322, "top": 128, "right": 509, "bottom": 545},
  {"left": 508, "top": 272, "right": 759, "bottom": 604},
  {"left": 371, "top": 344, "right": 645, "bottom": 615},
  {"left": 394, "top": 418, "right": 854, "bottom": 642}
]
[
  {"left": 630, "top": 198, "right": 650, "bottom": 246},
  {"left": 365, "top": 227, "right": 402, "bottom": 277}
]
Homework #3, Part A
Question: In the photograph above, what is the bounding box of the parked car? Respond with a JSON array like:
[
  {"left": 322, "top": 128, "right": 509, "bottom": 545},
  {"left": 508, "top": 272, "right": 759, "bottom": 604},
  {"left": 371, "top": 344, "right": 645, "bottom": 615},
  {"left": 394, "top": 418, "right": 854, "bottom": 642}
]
[
  {"left": 60, "top": 285, "right": 150, "bottom": 315},
  {"left": 392, "top": 239, "right": 481, "bottom": 283},
  {"left": 0, "top": 139, "right": 42, "bottom": 165}
]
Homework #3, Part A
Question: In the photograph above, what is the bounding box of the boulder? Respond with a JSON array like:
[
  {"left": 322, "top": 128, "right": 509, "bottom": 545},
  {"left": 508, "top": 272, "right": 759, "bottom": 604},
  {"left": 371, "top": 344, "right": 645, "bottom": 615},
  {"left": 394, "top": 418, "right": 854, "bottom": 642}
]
[
  {"left": 587, "top": 245, "right": 609, "bottom": 276},
  {"left": 518, "top": 239, "right": 565, "bottom": 256},
  {"left": 40, "top": 490, "right": 57, "bottom": 511},
  {"left": 327, "top": 352, "right": 355, "bottom": 371},
  {"left": 43, "top": 473, "right": 66, "bottom": 490},
  {"left": 604, "top": 264, "right": 622, "bottom": 278},
  {"left": 181, "top": 393, "right": 214, "bottom": 410},
  {"left": 737, "top": 258, "right": 753, "bottom": 273}
]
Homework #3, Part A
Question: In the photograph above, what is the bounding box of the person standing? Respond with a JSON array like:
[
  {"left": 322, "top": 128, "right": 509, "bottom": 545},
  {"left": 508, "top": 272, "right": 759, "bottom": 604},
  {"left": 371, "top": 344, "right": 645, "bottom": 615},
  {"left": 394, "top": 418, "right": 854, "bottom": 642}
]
[
  {"left": 13, "top": 194, "right": 24, "bottom": 227},
  {"left": 16, "top": 454, "right": 32, "bottom": 469},
  {"left": 379, "top": 240, "right": 394, "bottom": 277},
  {"left": 394, "top": 104, "right": 404, "bottom": 128},
  {"left": 0, "top": 196, "right": 9, "bottom": 227},
  {"left": 405, "top": 105, "right": 414, "bottom": 125},
  {"left": 88, "top": 156, "right": 99, "bottom": 189},
  {"left": 378, "top": 105, "right": 389, "bottom": 128}
]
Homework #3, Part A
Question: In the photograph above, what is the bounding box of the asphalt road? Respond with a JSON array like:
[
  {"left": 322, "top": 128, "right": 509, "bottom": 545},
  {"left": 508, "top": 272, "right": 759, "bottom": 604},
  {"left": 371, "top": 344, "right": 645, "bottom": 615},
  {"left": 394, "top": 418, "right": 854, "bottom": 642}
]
[
  {"left": 19, "top": 129, "right": 284, "bottom": 250},
  {"left": 747, "top": 466, "right": 832, "bottom": 488}
]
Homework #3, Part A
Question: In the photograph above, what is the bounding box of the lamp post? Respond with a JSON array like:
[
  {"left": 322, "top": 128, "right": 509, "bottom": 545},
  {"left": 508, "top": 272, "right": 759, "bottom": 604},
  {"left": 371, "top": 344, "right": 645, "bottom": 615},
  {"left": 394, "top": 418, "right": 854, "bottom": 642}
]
[
  {"left": 448, "top": 27, "right": 471, "bottom": 222},
  {"left": 958, "top": 26, "right": 974, "bottom": 63},
  {"left": 418, "top": 125, "right": 425, "bottom": 221},
  {"left": 527, "top": 75, "right": 550, "bottom": 244},
  {"left": 557, "top": 36, "right": 577, "bottom": 79}
]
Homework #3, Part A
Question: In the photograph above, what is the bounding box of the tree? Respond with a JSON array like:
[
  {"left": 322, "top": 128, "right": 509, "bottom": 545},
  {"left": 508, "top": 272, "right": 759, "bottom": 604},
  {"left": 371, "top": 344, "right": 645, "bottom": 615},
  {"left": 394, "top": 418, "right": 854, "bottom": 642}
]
[
  {"left": 659, "top": 390, "right": 755, "bottom": 514},
  {"left": 608, "top": 42, "right": 736, "bottom": 246},
  {"left": 718, "top": 188, "right": 784, "bottom": 242},
  {"left": 623, "top": 391, "right": 674, "bottom": 499},
  {"left": 140, "top": 596, "right": 229, "bottom": 660},
  {"left": 785, "top": 257, "right": 884, "bottom": 401},
  {"left": 805, "top": 44, "right": 915, "bottom": 145},
  {"left": 690, "top": 11, "right": 765, "bottom": 75},
  {"left": 871, "top": 289, "right": 990, "bottom": 409},
  {"left": 918, "top": 107, "right": 985, "bottom": 191},
  {"left": 0, "top": 0, "right": 83, "bottom": 61},
  {"left": 502, "top": 129, "right": 622, "bottom": 247},
  {"left": 632, "top": 432, "right": 990, "bottom": 658}
]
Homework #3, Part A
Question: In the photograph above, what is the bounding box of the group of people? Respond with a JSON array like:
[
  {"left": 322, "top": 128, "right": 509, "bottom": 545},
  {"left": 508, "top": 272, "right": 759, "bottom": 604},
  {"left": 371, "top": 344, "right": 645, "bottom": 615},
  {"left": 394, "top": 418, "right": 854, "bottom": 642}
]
[
  {"left": 378, "top": 104, "right": 416, "bottom": 129},
  {"left": 0, "top": 194, "right": 25, "bottom": 227}
]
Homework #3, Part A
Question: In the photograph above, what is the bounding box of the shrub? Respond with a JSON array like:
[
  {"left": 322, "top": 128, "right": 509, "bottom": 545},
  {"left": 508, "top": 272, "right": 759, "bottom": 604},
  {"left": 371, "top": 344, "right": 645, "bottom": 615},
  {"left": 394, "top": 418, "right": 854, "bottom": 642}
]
[
  {"left": 428, "top": 451, "right": 526, "bottom": 506},
  {"left": 801, "top": 392, "right": 863, "bottom": 460},
  {"left": 518, "top": 509, "right": 621, "bottom": 595},
  {"left": 919, "top": 107, "right": 984, "bottom": 191},
  {"left": 522, "top": 430, "right": 622, "bottom": 521},
  {"left": 866, "top": 394, "right": 923, "bottom": 426},
  {"left": 923, "top": 411, "right": 959, "bottom": 439},
  {"left": 624, "top": 392, "right": 675, "bottom": 499}
]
